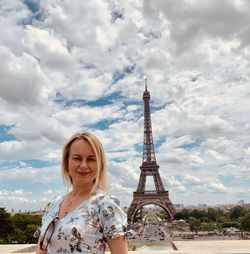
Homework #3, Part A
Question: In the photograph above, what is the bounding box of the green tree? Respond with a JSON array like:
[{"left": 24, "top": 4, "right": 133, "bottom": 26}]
[
  {"left": 229, "top": 206, "right": 247, "bottom": 220},
  {"left": 11, "top": 214, "right": 41, "bottom": 231},
  {"left": 9, "top": 213, "right": 41, "bottom": 243},
  {"left": 222, "top": 221, "right": 239, "bottom": 228},
  {"left": 240, "top": 212, "right": 250, "bottom": 231},
  {"left": 190, "top": 209, "right": 204, "bottom": 220},
  {"left": 189, "top": 218, "right": 201, "bottom": 233},
  {"left": 9, "top": 228, "right": 26, "bottom": 243},
  {"left": 175, "top": 208, "right": 191, "bottom": 220},
  {"left": 174, "top": 206, "right": 250, "bottom": 233},
  {"left": 24, "top": 224, "right": 39, "bottom": 243},
  {"left": 206, "top": 208, "right": 217, "bottom": 221},
  {"left": 156, "top": 210, "right": 168, "bottom": 221},
  {"left": 201, "top": 217, "right": 210, "bottom": 223},
  {"left": 216, "top": 215, "right": 228, "bottom": 223},
  {"left": 201, "top": 222, "right": 214, "bottom": 231},
  {"left": 0, "top": 208, "right": 14, "bottom": 243}
]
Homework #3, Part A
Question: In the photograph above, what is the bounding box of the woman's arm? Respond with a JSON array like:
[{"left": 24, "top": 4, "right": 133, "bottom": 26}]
[
  {"left": 35, "top": 240, "right": 47, "bottom": 254},
  {"left": 107, "top": 235, "right": 128, "bottom": 254}
]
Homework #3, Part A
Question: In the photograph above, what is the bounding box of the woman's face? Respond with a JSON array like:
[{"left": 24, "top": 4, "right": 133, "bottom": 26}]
[{"left": 68, "top": 139, "right": 98, "bottom": 188}]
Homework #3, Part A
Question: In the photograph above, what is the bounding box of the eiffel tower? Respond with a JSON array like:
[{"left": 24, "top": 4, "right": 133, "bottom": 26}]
[{"left": 127, "top": 80, "right": 176, "bottom": 223}]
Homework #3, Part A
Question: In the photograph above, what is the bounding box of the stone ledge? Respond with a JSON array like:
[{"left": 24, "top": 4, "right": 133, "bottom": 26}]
[{"left": 1, "top": 240, "right": 250, "bottom": 254}]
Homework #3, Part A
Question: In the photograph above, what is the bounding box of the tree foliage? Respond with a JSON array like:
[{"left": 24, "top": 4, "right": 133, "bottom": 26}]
[
  {"left": 0, "top": 207, "right": 42, "bottom": 244},
  {"left": 240, "top": 212, "right": 250, "bottom": 231},
  {"left": 0, "top": 208, "right": 14, "bottom": 243},
  {"left": 229, "top": 206, "right": 247, "bottom": 220},
  {"left": 175, "top": 205, "right": 250, "bottom": 233},
  {"left": 189, "top": 218, "right": 201, "bottom": 233}
]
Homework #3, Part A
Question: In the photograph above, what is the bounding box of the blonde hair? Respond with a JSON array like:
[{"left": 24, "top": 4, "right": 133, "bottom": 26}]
[{"left": 61, "top": 132, "right": 108, "bottom": 194}]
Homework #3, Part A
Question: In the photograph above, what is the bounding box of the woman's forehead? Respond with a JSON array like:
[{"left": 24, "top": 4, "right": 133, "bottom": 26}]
[{"left": 69, "top": 139, "right": 95, "bottom": 154}]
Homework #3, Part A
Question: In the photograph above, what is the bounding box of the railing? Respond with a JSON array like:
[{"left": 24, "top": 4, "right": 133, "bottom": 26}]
[
  {"left": 134, "top": 191, "right": 169, "bottom": 195},
  {"left": 144, "top": 191, "right": 158, "bottom": 194}
]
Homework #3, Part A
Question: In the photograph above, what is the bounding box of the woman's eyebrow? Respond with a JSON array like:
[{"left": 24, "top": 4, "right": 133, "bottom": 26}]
[{"left": 71, "top": 154, "right": 95, "bottom": 157}]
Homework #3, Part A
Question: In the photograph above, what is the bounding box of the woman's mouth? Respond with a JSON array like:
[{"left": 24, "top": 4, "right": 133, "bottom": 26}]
[{"left": 77, "top": 171, "right": 91, "bottom": 177}]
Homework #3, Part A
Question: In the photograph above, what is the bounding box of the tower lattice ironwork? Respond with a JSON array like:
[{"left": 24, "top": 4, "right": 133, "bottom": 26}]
[{"left": 127, "top": 80, "right": 176, "bottom": 223}]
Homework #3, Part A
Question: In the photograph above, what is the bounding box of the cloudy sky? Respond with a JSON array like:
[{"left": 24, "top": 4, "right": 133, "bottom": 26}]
[{"left": 0, "top": 0, "right": 250, "bottom": 212}]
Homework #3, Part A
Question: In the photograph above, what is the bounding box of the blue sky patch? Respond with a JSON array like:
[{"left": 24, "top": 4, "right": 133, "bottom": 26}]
[
  {"left": 0, "top": 159, "right": 56, "bottom": 169},
  {"left": 218, "top": 175, "right": 233, "bottom": 186},
  {"left": 112, "top": 158, "right": 127, "bottom": 163},
  {"left": 55, "top": 93, "right": 124, "bottom": 108},
  {"left": 178, "top": 139, "right": 203, "bottom": 150},
  {"left": 87, "top": 119, "right": 118, "bottom": 130},
  {"left": 112, "top": 65, "right": 135, "bottom": 84},
  {"left": 88, "top": 93, "right": 122, "bottom": 107},
  {"left": 0, "top": 161, "right": 20, "bottom": 169},
  {"left": 24, "top": 159, "right": 57, "bottom": 168},
  {"left": 134, "top": 143, "right": 143, "bottom": 154},
  {"left": 154, "top": 137, "right": 166, "bottom": 150},
  {"left": 23, "top": 0, "right": 40, "bottom": 13},
  {"left": 0, "top": 125, "right": 17, "bottom": 142}
]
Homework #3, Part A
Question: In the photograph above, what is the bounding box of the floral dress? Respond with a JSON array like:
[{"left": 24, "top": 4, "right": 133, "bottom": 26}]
[{"left": 39, "top": 189, "right": 127, "bottom": 254}]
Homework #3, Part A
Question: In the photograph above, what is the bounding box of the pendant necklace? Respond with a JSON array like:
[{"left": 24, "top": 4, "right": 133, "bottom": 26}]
[
  {"left": 64, "top": 192, "right": 77, "bottom": 216},
  {"left": 63, "top": 191, "right": 89, "bottom": 217}
]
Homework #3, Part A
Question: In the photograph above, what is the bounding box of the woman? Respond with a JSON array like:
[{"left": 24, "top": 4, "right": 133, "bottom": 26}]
[{"left": 36, "top": 132, "right": 128, "bottom": 254}]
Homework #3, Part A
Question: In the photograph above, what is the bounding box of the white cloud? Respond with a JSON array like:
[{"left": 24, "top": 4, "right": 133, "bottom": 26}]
[
  {"left": 58, "top": 71, "right": 111, "bottom": 100},
  {"left": 208, "top": 182, "right": 227, "bottom": 193},
  {"left": 244, "top": 147, "right": 250, "bottom": 156},
  {"left": 184, "top": 175, "right": 201, "bottom": 185},
  {"left": 0, "top": 188, "right": 64, "bottom": 211},
  {"left": 9, "top": 114, "right": 67, "bottom": 142},
  {"left": 22, "top": 26, "right": 74, "bottom": 70},
  {"left": 0, "top": 46, "right": 52, "bottom": 108},
  {"left": 108, "top": 159, "right": 140, "bottom": 188},
  {"left": 205, "top": 150, "right": 224, "bottom": 161},
  {"left": 108, "top": 182, "right": 133, "bottom": 208},
  {"left": 41, "top": 0, "right": 111, "bottom": 47},
  {"left": 0, "top": 166, "right": 61, "bottom": 184},
  {"left": 53, "top": 103, "right": 125, "bottom": 129},
  {"left": 0, "top": 0, "right": 29, "bottom": 54},
  {"left": 143, "top": 0, "right": 250, "bottom": 54}
]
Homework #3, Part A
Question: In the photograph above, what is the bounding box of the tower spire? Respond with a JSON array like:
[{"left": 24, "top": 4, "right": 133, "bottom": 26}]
[
  {"left": 145, "top": 77, "right": 148, "bottom": 91},
  {"left": 142, "top": 79, "right": 155, "bottom": 164}
]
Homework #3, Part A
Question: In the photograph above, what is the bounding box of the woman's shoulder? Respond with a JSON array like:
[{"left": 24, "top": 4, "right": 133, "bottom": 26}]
[
  {"left": 45, "top": 195, "right": 63, "bottom": 207},
  {"left": 102, "top": 194, "right": 122, "bottom": 208},
  {"left": 42, "top": 195, "right": 63, "bottom": 218},
  {"left": 45, "top": 195, "right": 63, "bottom": 209},
  {"left": 93, "top": 190, "right": 127, "bottom": 239},
  {"left": 91, "top": 190, "right": 126, "bottom": 219},
  {"left": 91, "top": 189, "right": 122, "bottom": 207},
  {"left": 39, "top": 195, "right": 63, "bottom": 237}
]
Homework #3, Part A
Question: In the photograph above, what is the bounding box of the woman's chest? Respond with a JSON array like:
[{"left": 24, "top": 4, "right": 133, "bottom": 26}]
[
  {"left": 47, "top": 205, "right": 106, "bottom": 253},
  {"left": 55, "top": 206, "right": 103, "bottom": 238}
]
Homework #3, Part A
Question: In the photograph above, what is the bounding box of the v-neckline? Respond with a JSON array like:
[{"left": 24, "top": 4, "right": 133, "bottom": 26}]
[{"left": 57, "top": 195, "right": 90, "bottom": 220}]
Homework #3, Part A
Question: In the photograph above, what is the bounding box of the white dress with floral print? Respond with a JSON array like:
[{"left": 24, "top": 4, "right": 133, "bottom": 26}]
[{"left": 39, "top": 189, "right": 127, "bottom": 254}]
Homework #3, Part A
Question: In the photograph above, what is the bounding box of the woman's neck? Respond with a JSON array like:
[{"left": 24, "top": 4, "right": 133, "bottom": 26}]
[{"left": 71, "top": 184, "right": 93, "bottom": 197}]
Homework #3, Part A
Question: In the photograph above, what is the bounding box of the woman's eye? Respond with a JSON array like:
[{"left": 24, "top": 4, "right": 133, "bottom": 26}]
[
  {"left": 73, "top": 157, "right": 81, "bottom": 161},
  {"left": 88, "top": 157, "right": 95, "bottom": 161}
]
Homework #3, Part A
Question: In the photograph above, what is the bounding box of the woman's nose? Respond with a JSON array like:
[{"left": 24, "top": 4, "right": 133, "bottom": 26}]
[{"left": 80, "top": 159, "right": 87, "bottom": 168}]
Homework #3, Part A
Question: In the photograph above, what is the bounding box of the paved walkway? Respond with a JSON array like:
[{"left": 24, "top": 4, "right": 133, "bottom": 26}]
[
  {"left": 173, "top": 240, "right": 250, "bottom": 254},
  {"left": 1, "top": 240, "right": 250, "bottom": 254},
  {"left": 0, "top": 244, "right": 36, "bottom": 254}
]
